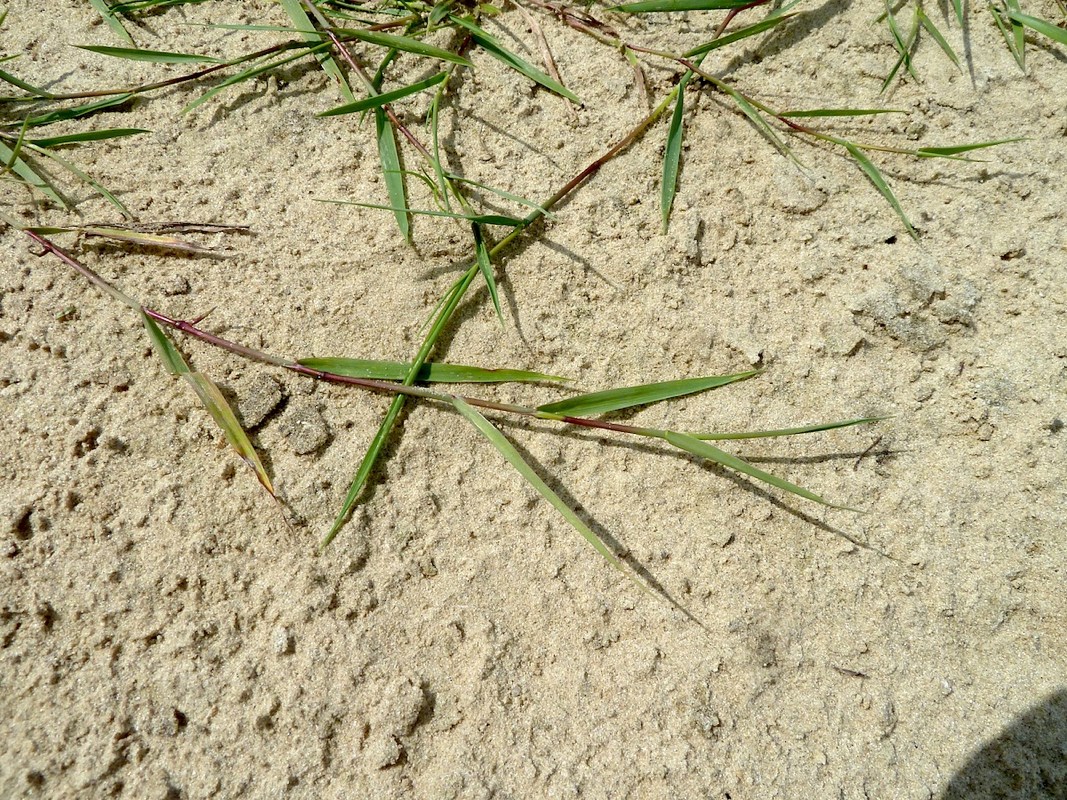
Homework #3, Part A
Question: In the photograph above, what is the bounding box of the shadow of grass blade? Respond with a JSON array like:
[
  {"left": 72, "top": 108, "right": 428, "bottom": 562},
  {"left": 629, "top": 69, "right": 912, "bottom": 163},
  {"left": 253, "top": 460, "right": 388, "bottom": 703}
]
[
  {"left": 612, "top": 0, "right": 753, "bottom": 11},
  {"left": 472, "top": 223, "right": 503, "bottom": 324},
  {"left": 537, "top": 371, "right": 757, "bottom": 417},
  {"left": 452, "top": 397, "right": 633, "bottom": 580},
  {"left": 448, "top": 15, "right": 579, "bottom": 102},
  {"left": 298, "top": 357, "right": 564, "bottom": 383},
  {"left": 779, "top": 108, "right": 904, "bottom": 117},
  {"left": 376, "top": 108, "right": 410, "bottom": 242},
  {"left": 844, "top": 141, "right": 916, "bottom": 239},
  {"left": 689, "top": 416, "right": 886, "bottom": 440},
  {"left": 89, "top": 0, "right": 134, "bottom": 44},
  {"left": 1007, "top": 10, "right": 1067, "bottom": 47},
  {"left": 661, "top": 71, "right": 691, "bottom": 232},
  {"left": 318, "top": 71, "right": 447, "bottom": 116},
  {"left": 142, "top": 311, "right": 274, "bottom": 495},
  {"left": 75, "top": 44, "right": 222, "bottom": 63},
  {"left": 665, "top": 430, "right": 849, "bottom": 508}
]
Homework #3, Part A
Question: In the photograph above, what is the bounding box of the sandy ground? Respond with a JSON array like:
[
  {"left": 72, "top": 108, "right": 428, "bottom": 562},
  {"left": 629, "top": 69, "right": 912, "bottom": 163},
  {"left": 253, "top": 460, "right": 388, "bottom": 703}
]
[{"left": 1, "top": 1, "right": 1065, "bottom": 797}]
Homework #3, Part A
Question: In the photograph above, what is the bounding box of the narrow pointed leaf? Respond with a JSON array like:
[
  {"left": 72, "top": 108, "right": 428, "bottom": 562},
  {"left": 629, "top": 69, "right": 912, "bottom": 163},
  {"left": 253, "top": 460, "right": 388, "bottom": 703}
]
[
  {"left": 665, "top": 430, "right": 845, "bottom": 508},
  {"left": 452, "top": 397, "right": 631, "bottom": 578},
  {"left": 884, "top": 0, "right": 918, "bottom": 82},
  {"left": 612, "top": 0, "right": 753, "bottom": 11},
  {"left": 89, "top": 0, "right": 134, "bottom": 45},
  {"left": 183, "top": 372, "right": 275, "bottom": 496},
  {"left": 336, "top": 27, "right": 472, "bottom": 66},
  {"left": 916, "top": 138, "right": 1021, "bottom": 157},
  {"left": 75, "top": 44, "right": 222, "bottom": 64},
  {"left": 662, "top": 71, "right": 691, "bottom": 232},
  {"left": 24, "top": 142, "right": 131, "bottom": 217},
  {"left": 779, "top": 108, "right": 904, "bottom": 117},
  {"left": 141, "top": 309, "right": 190, "bottom": 375},
  {"left": 1006, "top": 11, "right": 1067, "bottom": 47},
  {"left": 684, "top": 14, "right": 795, "bottom": 56},
  {"left": 951, "top": 0, "right": 964, "bottom": 26},
  {"left": 449, "top": 15, "right": 580, "bottom": 102},
  {"left": 298, "top": 357, "right": 563, "bottom": 383},
  {"left": 538, "top": 371, "right": 757, "bottom": 417},
  {"left": 142, "top": 311, "right": 273, "bottom": 495},
  {"left": 690, "top": 416, "right": 886, "bottom": 441},
  {"left": 445, "top": 173, "right": 556, "bottom": 218},
  {"left": 318, "top": 71, "right": 447, "bottom": 116},
  {"left": 375, "top": 109, "right": 410, "bottom": 241},
  {"left": 0, "top": 66, "right": 51, "bottom": 97},
  {"left": 844, "top": 141, "right": 916, "bottom": 239},
  {"left": 473, "top": 223, "right": 503, "bottom": 324},
  {"left": 184, "top": 46, "right": 327, "bottom": 112},
  {"left": 0, "top": 139, "right": 67, "bottom": 208},
  {"left": 25, "top": 94, "right": 133, "bottom": 127},
  {"left": 917, "top": 8, "right": 960, "bottom": 68},
  {"left": 27, "top": 128, "right": 149, "bottom": 147},
  {"left": 319, "top": 198, "right": 522, "bottom": 226},
  {"left": 720, "top": 83, "right": 792, "bottom": 158},
  {"left": 277, "top": 0, "right": 356, "bottom": 102}
]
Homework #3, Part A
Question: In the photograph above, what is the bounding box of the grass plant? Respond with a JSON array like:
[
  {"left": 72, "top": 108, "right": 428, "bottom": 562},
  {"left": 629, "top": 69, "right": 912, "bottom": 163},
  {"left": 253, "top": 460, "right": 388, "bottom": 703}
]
[{"left": 3, "top": 0, "right": 1062, "bottom": 597}]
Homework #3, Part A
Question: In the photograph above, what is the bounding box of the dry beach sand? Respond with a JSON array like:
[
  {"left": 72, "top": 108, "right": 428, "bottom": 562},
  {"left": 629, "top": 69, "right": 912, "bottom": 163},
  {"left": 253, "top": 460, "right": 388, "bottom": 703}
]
[{"left": 1, "top": 0, "right": 1066, "bottom": 797}]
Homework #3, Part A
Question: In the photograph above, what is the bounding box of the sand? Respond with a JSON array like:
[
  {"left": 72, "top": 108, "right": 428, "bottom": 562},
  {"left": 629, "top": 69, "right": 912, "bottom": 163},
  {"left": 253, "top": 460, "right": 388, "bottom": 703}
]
[{"left": 1, "top": 1, "right": 1065, "bottom": 797}]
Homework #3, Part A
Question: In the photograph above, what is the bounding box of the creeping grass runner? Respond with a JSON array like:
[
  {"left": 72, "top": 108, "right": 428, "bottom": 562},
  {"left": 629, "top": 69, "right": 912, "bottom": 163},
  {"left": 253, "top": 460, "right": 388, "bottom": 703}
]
[{"left": 5, "top": 0, "right": 1056, "bottom": 599}]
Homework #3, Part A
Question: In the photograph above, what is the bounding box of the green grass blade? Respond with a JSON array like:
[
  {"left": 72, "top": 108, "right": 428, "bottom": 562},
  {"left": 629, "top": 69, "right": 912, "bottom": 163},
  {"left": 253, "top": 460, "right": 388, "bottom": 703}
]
[
  {"left": 1007, "top": 10, "right": 1067, "bottom": 46},
  {"left": 612, "top": 0, "right": 753, "bottom": 11},
  {"left": 661, "top": 71, "right": 691, "bottom": 233},
  {"left": 429, "top": 90, "right": 451, "bottom": 211},
  {"left": 779, "top": 108, "right": 904, "bottom": 117},
  {"left": 884, "top": 0, "right": 918, "bottom": 82},
  {"left": 75, "top": 44, "right": 222, "bottom": 64},
  {"left": 951, "top": 0, "right": 964, "bottom": 26},
  {"left": 0, "top": 66, "right": 51, "bottom": 97},
  {"left": 449, "top": 15, "right": 580, "bottom": 102},
  {"left": 277, "top": 0, "right": 356, "bottom": 102},
  {"left": 183, "top": 46, "right": 327, "bottom": 112},
  {"left": 375, "top": 108, "right": 410, "bottom": 242},
  {"left": 89, "top": 0, "right": 134, "bottom": 44},
  {"left": 444, "top": 173, "right": 556, "bottom": 218},
  {"left": 917, "top": 8, "right": 961, "bottom": 68},
  {"left": 0, "top": 139, "right": 67, "bottom": 208},
  {"left": 319, "top": 198, "right": 522, "bottom": 226},
  {"left": 25, "top": 94, "right": 133, "bottom": 127},
  {"left": 472, "top": 223, "right": 503, "bottom": 324},
  {"left": 665, "top": 430, "right": 847, "bottom": 508},
  {"left": 538, "top": 371, "right": 757, "bottom": 417},
  {"left": 298, "top": 357, "right": 564, "bottom": 383},
  {"left": 27, "top": 128, "right": 149, "bottom": 147},
  {"left": 141, "top": 308, "right": 190, "bottom": 375},
  {"left": 684, "top": 14, "right": 795, "bottom": 57},
  {"left": 990, "top": 4, "right": 1026, "bottom": 68},
  {"left": 1005, "top": 0, "right": 1026, "bottom": 65},
  {"left": 452, "top": 397, "right": 630, "bottom": 577},
  {"left": 318, "top": 71, "right": 447, "bottom": 116},
  {"left": 689, "top": 416, "right": 886, "bottom": 440},
  {"left": 23, "top": 142, "right": 131, "bottom": 217},
  {"left": 336, "top": 27, "right": 473, "bottom": 66},
  {"left": 142, "top": 310, "right": 274, "bottom": 495},
  {"left": 843, "top": 141, "right": 916, "bottom": 239},
  {"left": 183, "top": 372, "right": 275, "bottom": 496},
  {"left": 720, "top": 82, "right": 792, "bottom": 158},
  {"left": 916, "top": 137, "right": 1021, "bottom": 157}
]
